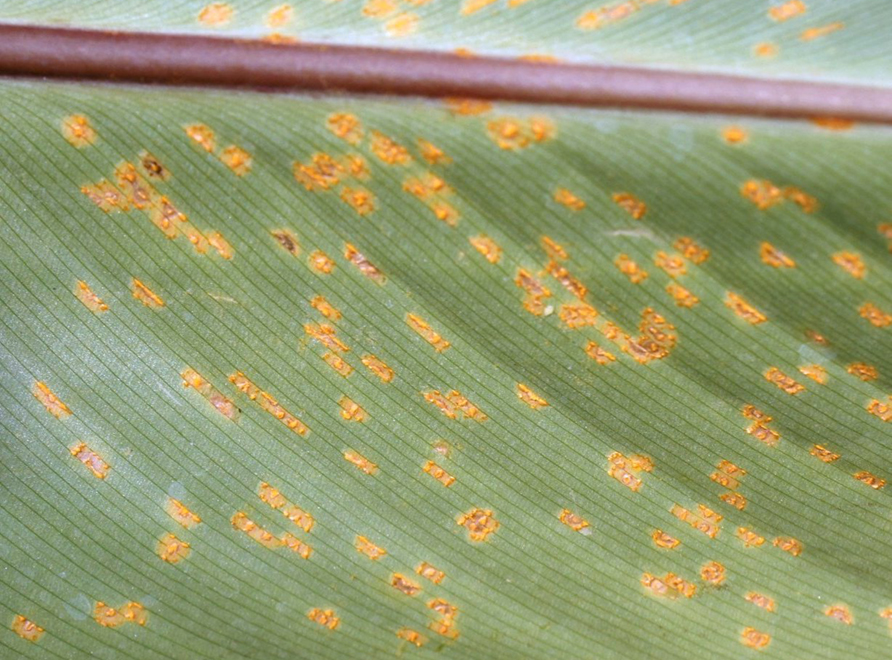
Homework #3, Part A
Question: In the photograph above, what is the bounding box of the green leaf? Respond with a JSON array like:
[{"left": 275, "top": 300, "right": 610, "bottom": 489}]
[
  {"left": 2, "top": 1, "right": 891, "bottom": 85},
  {"left": 1, "top": 37, "right": 892, "bottom": 660}
]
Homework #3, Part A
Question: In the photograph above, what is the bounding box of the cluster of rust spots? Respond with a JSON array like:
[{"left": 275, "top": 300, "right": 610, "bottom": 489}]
[
  {"left": 764, "top": 367, "right": 805, "bottom": 395},
  {"left": 182, "top": 368, "right": 239, "bottom": 419},
  {"left": 397, "top": 628, "right": 426, "bottom": 647},
  {"left": 457, "top": 507, "right": 499, "bottom": 542},
  {"left": 231, "top": 511, "right": 312, "bottom": 558},
  {"left": 403, "top": 171, "right": 460, "bottom": 227},
  {"left": 867, "top": 396, "right": 892, "bottom": 423},
  {"left": 641, "top": 572, "right": 696, "bottom": 598},
  {"left": 229, "top": 371, "right": 309, "bottom": 435},
  {"left": 294, "top": 151, "right": 374, "bottom": 214},
  {"left": 391, "top": 573, "right": 422, "bottom": 596},
  {"left": 832, "top": 251, "right": 866, "bottom": 279},
  {"left": 428, "top": 598, "right": 460, "bottom": 639},
  {"left": 132, "top": 278, "right": 165, "bottom": 308},
  {"left": 853, "top": 470, "right": 885, "bottom": 490},
  {"left": 740, "top": 180, "right": 818, "bottom": 213},
  {"left": 608, "top": 452, "right": 652, "bottom": 491},
  {"left": 166, "top": 498, "right": 201, "bottom": 529},
  {"left": 516, "top": 383, "right": 548, "bottom": 409},
  {"left": 622, "top": 308, "right": 677, "bottom": 364},
  {"left": 725, "top": 292, "right": 767, "bottom": 324},
  {"left": 83, "top": 159, "right": 233, "bottom": 258},
  {"left": 11, "top": 615, "right": 44, "bottom": 642},
  {"left": 798, "top": 363, "right": 827, "bottom": 385},
  {"left": 259, "top": 482, "right": 314, "bottom": 532},
  {"left": 585, "top": 340, "right": 616, "bottom": 365},
  {"left": 742, "top": 405, "right": 780, "bottom": 447},
  {"left": 362, "top": 355, "right": 395, "bottom": 382},
  {"left": 613, "top": 192, "right": 647, "bottom": 220},
  {"left": 614, "top": 254, "right": 648, "bottom": 284},
  {"left": 423, "top": 390, "right": 487, "bottom": 420},
  {"left": 185, "top": 123, "right": 252, "bottom": 176},
  {"left": 654, "top": 251, "right": 686, "bottom": 278},
  {"left": 416, "top": 562, "right": 445, "bottom": 584},
  {"left": 75, "top": 281, "right": 108, "bottom": 313},
  {"left": 423, "top": 460, "right": 455, "bottom": 487},
  {"left": 860, "top": 302, "right": 892, "bottom": 328},
  {"left": 70, "top": 442, "right": 110, "bottom": 479},
  {"left": 345, "top": 243, "right": 386, "bottom": 283},
  {"left": 560, "top": 302, "right": 599, "bottom": 329},
  {"left": 361, "top": 0, "right": 420, "bottom": 37},
  {"left": 487, "top": 116, "right": 554, "bottom": 150},
  {"left": 811, "top": 444, "right": 840, "bottom": 463},
  {"left": 356, "top": 535, "right": 387, "bottom": 560},
  {"left": 576, "top": 1, "right": 643, "bottom": 30},
  {"left": 559, "top": 509, "right": 590, "bottom": 533},
  {"left": 652, "top": 530, "right": 680, "bottom": 549},
  {"left": 305, "top": 322, "right": 350, "bottom": 353},
  {"left": 773, "top": 536, "right": 803, "bottom": 557},
  {"left": 310, "top": 249, "right": 335, "bottom": 274},
  {"left": 94, "top": 601, "right": 147, "bottom": 628},
  {"left": 33, "top": 381, "right": 71, "bottom": 419},
  {"left": 157, "top": 533, "right": 191, "bottom": 563},
  {"left": 737, "top": 527, "right": 765, "bottom": 548},
  {"left": 344, "top": 449, "right": 377, "bottom": 474},
  {"left": 308, "top": 608, "right": 339, "bottom": 630},
  {"left": 671, "top": 504, "right": 722, "bottom": 538},
  {"left": 515, "top": 268, "right": 552, "bottom": 316},
  {"left": 61, "top": 114, "right": 96, "bottom": 148},
  {"left": 711, "top": 460, "right": 747, "bottom": 511}
]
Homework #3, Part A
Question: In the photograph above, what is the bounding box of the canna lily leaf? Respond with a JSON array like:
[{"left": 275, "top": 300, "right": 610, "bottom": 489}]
[{"left": 1, "top": 4, "right": 892, "bottom": 659}]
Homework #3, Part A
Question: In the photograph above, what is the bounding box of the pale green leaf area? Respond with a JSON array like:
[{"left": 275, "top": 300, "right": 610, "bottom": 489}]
[
  {"left": 1, "top": 79, "right": 891, "bottom": 660},
  {"left": 1, "top": 1, "right": 892, "bottom": 85}
]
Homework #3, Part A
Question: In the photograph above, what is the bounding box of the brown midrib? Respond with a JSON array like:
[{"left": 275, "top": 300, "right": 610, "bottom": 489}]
[{"left": 1, "top": 23, "right": 891, "bottom": 123}]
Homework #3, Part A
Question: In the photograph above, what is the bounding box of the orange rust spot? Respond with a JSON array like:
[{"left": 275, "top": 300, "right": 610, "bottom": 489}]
[
  {"left": 219, "top": 145, "right": 252, "bottom": 176},
  {"left": 93, "top": 602, "right": 147, "bottom": 628},
  {"left": 769, "top": 0, "right": 805, "bottom": 21},
  {"left": 546, "top": 261, "right": 587, "bottom": 299},
  {"left": 652, "top": 530, "right": 680, "bottom": 549},
  {"left": 774, "top": 536, "right": 803, "bottom": 556},
  {"left": 307, "top": 608, "right": 339, "bottom": 630},
  {"left": 339, "top": 397, "right": 367, "bottom": 421},
  {"left": 166, "top": 498, "right": 201, "bottom": 529},
  {"left": 326, "top": 113, "right": 363, "bottom": 144},
  {"left": 132, "top": 279, "right": 164, "bottom": 308},
  {"left": 622, "top": 307, "right": 677, "bottom": 364},
  {"left": 397, "top": 628, "right": 426, "bottom": 646},
  {"left": 760, "top": 242, "right": 795, "bottom": 268},
  {"left": 416, "top": 562, "right": 445, "bottom": 584},
  {"left": 61, "top": 114, "right": 96, "bottom": 148},
  {"left": 742, "top": 404, "right": 772, "bottom": 423},
  {"left": 517, "top": 383, "right": 548, "bottom": 410},
  {"left": 741, "top": 627, "right": 771, "bottom": 649},
  {"left": 811, "top": 444, "right": 840, "bottom": 463},
  {"left": 305, "top": 322, "right": 349, "bottom": 352},
  {"left": 746, "top": 421, "right": 779, "bottom": 447},
  {"left": 457, "top": 507, "right": 499, "bottom": 541},
  {"left": 259, "top": 482, "right": 314, "bottom": 532},
  {"left": 33, "top": 381, "right": 71, "bottom": 419},
  {"left": 666, "top": 283, "right": 699, "bottom": 308},
  {"left": 736, "top": 527, "right": 765, "bottom": 548},
  {"left": 854, "top": 470, "right": 885, "bottom": 490},
  {"left": 541, "top": 236, "right": 568, "bottom": 261},
  {"left": 754, "top": 42, "right": 779, "bottom": 57},
  {"left": 418, "top": 138, "right": 451, "bottom": 164},
  {"left": 385, "top": 11, "right": 419, "bottom": 36},
  {"left": 370, "top": 130, "right": 411, "bottom": 165},
  {"left": 847, "top": 362, "right": 878, "bottom": 381},
  {"left": 206, "top": 231, "right": 234, "bottom": 259},
  {"left": 423, "top": 460, "right": 455, "bottom": 487},
  {"left": 308, "top": 249, "right": 335, "bottom": 274},
  {"left": 612, "top": 192, "right": 647, "bottom": 219},
  {"left": 461, "top": 0, "right": 496, "bottom": 14},
  {"left": 798, "top": 364, "right": 827, "bottom": 384},
  {"left": 294, "top": 153, "right": 345, "bottom": 191},
  {"left": 344, "top": 449, "right": 377, "bottom": 474},
  {"left": 832, "top": 251, "right": 866, "bottom": 279},
  {"left": 428, "top": 598, "right": 459, "bottom": 638},
  {"left": 363, "top": 0, "right": 397, "bottom": 18},
  {"left": 429, "top": 199, "right": 460, "bottom": 226},
  {"left": 184, "top": 123, "right": 216, "bottom": 151},
  {"left": 711, "top": 460, "right": 746, "bottom": 490},
  {"left": 577, "top": 2, "right": 639, "bottom": 29},
  {"left": 741, "top": 179, "right": 783, "bottom": 210},
  {"left": 311, "top": 295, "right": 341, "bottom": 321},
  {"left": 725, "top": 292, "right": 766, "bottom": 324},
  {"left": 446, "top": 98, "right": 492, "bottom": 116},
  {"left": 137, "top": 151, "right": 169, "bottom": 181},
  {"left": 229, "top": 371, "right": 309, "bottom": 435},
  {"left": 345, "top": 243, "right": 385, "bottom": 283},
  {"left": 11, "top": 615, "right": 44, "bottom": 642},
  {"left": 825, "top": 604, "right": 853, "bottom": 625},
  {"left": 81, "top": 180, "right": 129, "bottom": 213},
  {"left": 361, "top": 355, "right": 394, "bottom": 382},
  {"left": 585, "top": 341, "right": 616, "bottom": 365},
  {"left": 340, "top": 187, "right": 376, "bottom": 215},
  {"left": 654, "top": 251, "right": 687, "bottom": 278},
  {"left": 860, "top": 302, "right": 892, "bottom": 328},
  {"left": 559, "top": 509, "right": 590, "bottom": 533},
  {"left": 614, "top": 253, "right": 648, "bottom": 284},
  {"left": 553, "top": 187, "right": 585, "bottom": 211},
  {"left": 407, "top": 313, "right": 450, "bottom": 352},
  {"left": 560, "top": 302, "right": 599, "bottom": 328},
  {"left": 701, "top": 561, "right": 725, "bottom": 585},
  {"left": 672, "top": 504, "right": 722, "bottom": 538},
  {"left": 642, "top": 572, "right": 696, "bottom": 598},
  {"left": 721, "top": 126, "right": 748, "bottom": 144},
  {"left": 801, "top": 21, "right": 844, "bottom": 40},
  {"left": 764, "top": 367, "right": 805, "bottom": 395},
  {"left": 423, "top": 390, "right": 487, "bottom": 421},
  {"left": 356, "top": 535, "right": 387, "bottom": 560},
  {"left": 70, "top": 442, "right": 109, "bottom": 479},
  {"left": 784, "top": 186, "right": 819, "bottom": 213},
  {"left": 157, "top": 533, "right": 191, "bottom": 563},
  {"left": 673, "top": 237, "right": 710, "bottom": 264},
  {"left": 265, "top": 3, "right": 293, "bottom": 27},
  {"left": 392, "top": 573, "right": 422, "bottom": 596},
  {"left": 719, "top": 492, "right": 747, "bottom": 510},
  {"left": 182, "top": 368, "right": 239, "bottom": 420},
  {"left": 608, "top": 452, "right": 653, "bottom": 491}
]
